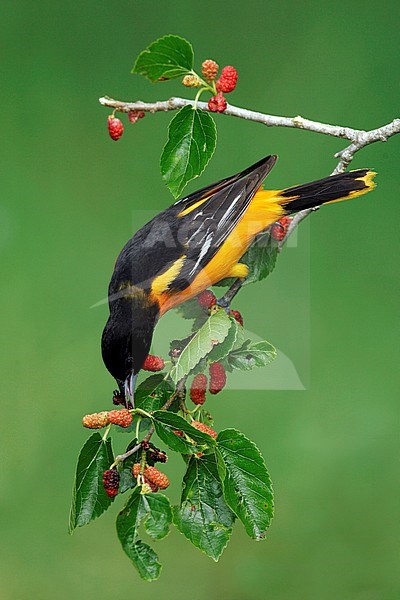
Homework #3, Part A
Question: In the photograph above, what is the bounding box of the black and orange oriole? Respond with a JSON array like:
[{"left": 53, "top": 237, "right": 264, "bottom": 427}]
[{"left": 101, "top": 155, "right": 376, "bottom": 398}]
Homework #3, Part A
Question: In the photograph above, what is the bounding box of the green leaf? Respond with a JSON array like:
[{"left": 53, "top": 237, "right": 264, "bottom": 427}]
[
  {"left": 152, "top": 411, "right": 216, "bottom": 454},
  {"left": 69, "top": 433, "right": 114, "bottom": 533},
  {"left": 132, "top": 34, "right": 194, "bottom": 81},
  {"left": 170, "top": 309, "right": 231, "bottom": 384},
  {"left": 135, "top": 374, "right": 174, "bottom": 412},
  {"left": 185, "top": 356, "right": 208, "bottom": 378},
  {"left": 117, "top": 487, "right": 145, "bottom": 544},
  {"left": 242, "top": 231, "right": 279, "bottom": 285},
  {"left": 207, "top": 317, "right": 244, "bottom": 363},
  {"left": 175, "top": 297, "right": 203, "bottom": 320},
  {"left": 116, "top": 487, "right": 172, "bottom": 581},
  {"left": 222, "top": 339, "right": 250, "bottom": 373},
  {"left": 161, "top": 105, "right": 217, "bottom": 198},
  {"left": 191, "top": 312, "right": 210, "bottom": 332},
  {"left": 173, "top": 454, "right": 235, "bottom": 560},
  {"left": 217, "top": 429, "right": 274, "bottom": 540},
  {"left": 228, "top": 340, "right": 277, "bottom": 371},
  {"left": 116, "top": 487, "right": 161, "bottom": 581},
  {"left": 141, "top": 493, "right": 173, "bottom": 540},
  {"left": 122, "top": 539, "right": 161, "bottom": 581},
  {"left": 153, "top": 420, "right": 196, "bottom": 454}
]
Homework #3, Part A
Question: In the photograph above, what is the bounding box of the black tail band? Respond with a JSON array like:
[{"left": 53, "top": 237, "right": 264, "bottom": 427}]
[{"left": 281, "top": 169, "right": 370, "bottom": 212}]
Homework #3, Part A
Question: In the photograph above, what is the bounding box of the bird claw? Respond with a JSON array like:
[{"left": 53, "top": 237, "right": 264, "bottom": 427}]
[{"left": 216, "top": 297, "right": 231, "bottom": 313}]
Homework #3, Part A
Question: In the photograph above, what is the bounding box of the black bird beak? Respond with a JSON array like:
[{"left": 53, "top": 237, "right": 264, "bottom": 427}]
[{"left": 124, "top": 372, "right": 138, "bottom": 408}]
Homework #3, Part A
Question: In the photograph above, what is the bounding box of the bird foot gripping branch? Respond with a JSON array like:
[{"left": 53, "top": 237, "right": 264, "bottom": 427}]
[{"left": 69, "top": 34, "right": 397, "bottom": 582}]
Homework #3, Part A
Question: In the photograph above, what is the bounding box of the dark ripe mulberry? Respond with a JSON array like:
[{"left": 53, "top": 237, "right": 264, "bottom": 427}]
[
  {"left": 103, "top": 469, "right": 120, "bottom": 498},
  {"left": 197, "top": 290, "right": 217, "bottom": 310},
  {"left": 230, "top": 309, "right": 243, "bottom": 326},
  {"left": 149, "top": 449, "right": 168, "bottom": 464},
  {"left": 271, "top": 216, "right": 292, "bottom": 242}
]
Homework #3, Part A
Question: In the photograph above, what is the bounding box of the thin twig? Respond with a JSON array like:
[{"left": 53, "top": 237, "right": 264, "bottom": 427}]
[
  {"left": 99, "top": 95, "right": 399, "bottom": 249},
  {"left": 99, "top": 94, "right": 399, "bottom": 287},
  {"left": 99, "top": 95, "right": 400, "bottom": 145},
  {"left": 218, "top": 278, "right": 247, "bottom": 308},
  {"left": 110, "top": 377, "right": 187, "bottom": 467},
  {"left": 278, "top": 122, "right": 399, "bottom": 247}
]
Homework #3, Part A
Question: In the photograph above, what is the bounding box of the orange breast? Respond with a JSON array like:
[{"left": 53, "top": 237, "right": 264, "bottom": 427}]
[{"left": 157, "top": 189, "right": 285, "bottom": 314}]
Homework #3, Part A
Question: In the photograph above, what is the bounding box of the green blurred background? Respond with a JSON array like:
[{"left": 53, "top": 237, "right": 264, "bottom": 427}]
[{"left": 1, "top": 1, "right": 399, "bottom": 598}]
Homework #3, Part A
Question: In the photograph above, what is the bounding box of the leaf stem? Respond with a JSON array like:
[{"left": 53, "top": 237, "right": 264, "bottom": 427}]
[
  {"left": 102, "top": 424, "right": 111, "bottom": 441},
  {"left": 99, "top": 95, "right": 399, "bottom": 249},
  {"left": 193, "top": 87, "right": 207, "bottom": 110},
  {"left": 139, "top": 449, "right": 147, "bottom": 474},
  {"left": 110, "top": 377, "right": 188, "bottom": 468},
  {"left": 132, "top": 408, "right": 153, "bottom": 419},
  {"left": 190, "top": 70, "right": 214, "bottom": 95},
  {"left": 135, "top": 416, "right": 142, "bottom": 441},
  {"left": 100, "top": 96, "right": 400, "bottom": 148},
  {"left": 187, "top": 405, "right": 201, "bottom": 418}
]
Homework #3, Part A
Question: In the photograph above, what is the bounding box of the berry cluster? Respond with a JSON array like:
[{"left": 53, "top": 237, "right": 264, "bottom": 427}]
[
  {"left": 201, "top": 59, "right": 219, "bottom": 82},
  {"left": 108, "top": 115, "right": 124, "bottom": 141},
  {"left": 209, "top": 362, "right": 227, "bottom": 395},
  {"left": 180, "top": 60, "right": 238, "bottom": 115},
  {"left": 132, "top": 463, "right": 170, "bottom": 492},
  {"left": 103, "top": 469, "right": 120, "bottom": 498},
  {"left": 197, "top": 290, "right": 243, "bottom": 326},
  {"left": 107, "top": 60, "right": 238, "bottom": 142},
  {"left": 208, "top": 93, "right": 227, "bottom": 114},
  {"left": 107, "top": 109, "right": 145, "bottom": 141},
  {"left": 189, "top": 361, "right": 227, "bottom": 405},
  {"left": 82, "top": 408, "right": 132, "bottom": 429},
  {"left": 271, "top": 216, "right": 292, "bottom": 242},
  {"left": 82, "top": 411, "right": 110, "bottom": 429},
  {"left": 148, "top": 448, "right": 168, "bottom": 464},
  {"left": 102, "top": 446, "right": 170, "bottom": 498},
  {"left": 190, "top": 373, "right": 208, "bottom": 405},
  {"left": 197, "top": 289, "right": 217, "bottom": 310},
  {"left": 216, "top": 66, "right": 238, "bottom": 94},
  {"left": 202, "top": 61, "right": 238, "bottom": 114},
  {"left": 191, "top": 420, "right": 218, "bottom": 439},
  {"left": 182, "top": 74, "right": 202, "bottom": 88},
  {"left": 142, "top": 354, "right": 165, "bottom": 372},
  {"left": 191, "top": 290, "right": 245, "bottom": 404}
]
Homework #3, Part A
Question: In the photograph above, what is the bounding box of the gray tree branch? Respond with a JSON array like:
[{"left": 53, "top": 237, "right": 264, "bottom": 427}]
[{"left": 99, "top": 95, "right": 400, "bottom": 248}]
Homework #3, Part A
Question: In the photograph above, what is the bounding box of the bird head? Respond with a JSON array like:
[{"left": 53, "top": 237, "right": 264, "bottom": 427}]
[{"left": 101, "top": 288, "right": 159, "bottom": 405}]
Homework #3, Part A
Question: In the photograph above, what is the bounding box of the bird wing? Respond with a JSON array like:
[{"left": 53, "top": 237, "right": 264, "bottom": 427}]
[{"left": 168, "top": 155, "right": 277, "bottom": 292}]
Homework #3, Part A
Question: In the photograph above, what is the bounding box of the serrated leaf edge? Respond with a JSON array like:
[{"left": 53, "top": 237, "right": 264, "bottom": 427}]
[
  {"left": 217, "top": 428, "right": 274, "bottom": 541},
  {"left": 161, "top": 106, "right": 217, "bottom": 198}
]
